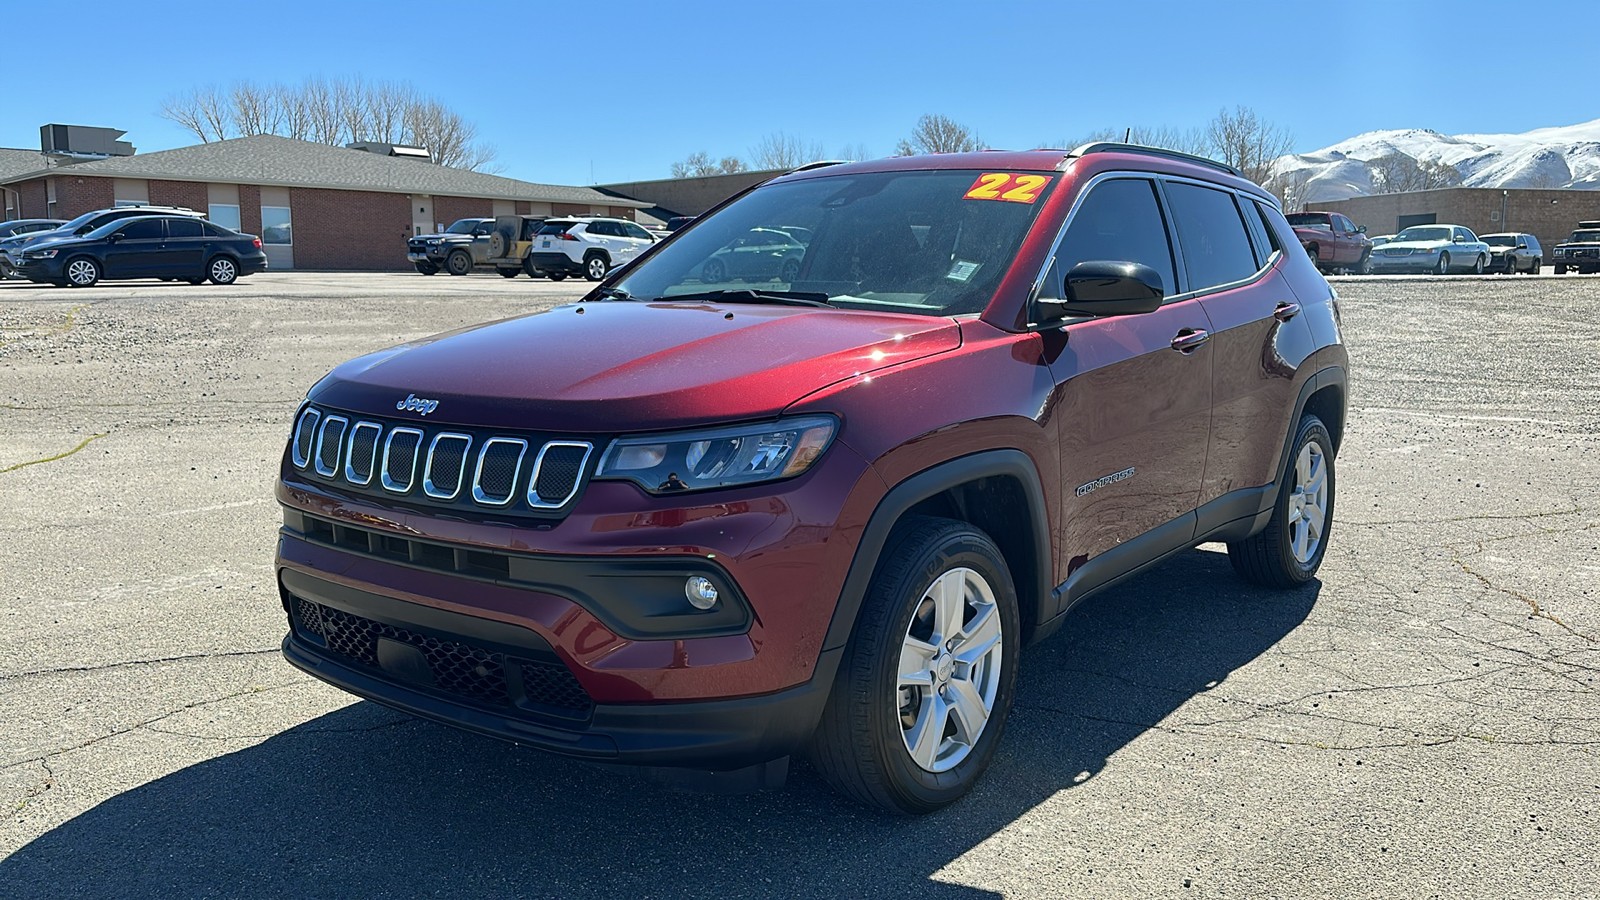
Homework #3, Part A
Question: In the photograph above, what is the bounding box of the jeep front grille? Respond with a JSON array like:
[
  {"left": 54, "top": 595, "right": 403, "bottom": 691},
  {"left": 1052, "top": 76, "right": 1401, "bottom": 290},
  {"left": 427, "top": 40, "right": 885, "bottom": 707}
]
[{"left": 289, "top": 404, "right": 594, "bottom": 517}]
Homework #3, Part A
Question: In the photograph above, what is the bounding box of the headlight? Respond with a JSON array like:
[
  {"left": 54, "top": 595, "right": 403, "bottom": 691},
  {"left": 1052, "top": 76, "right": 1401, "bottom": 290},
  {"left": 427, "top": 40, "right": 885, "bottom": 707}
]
[
  {"left": 596, "top": 416, "right": 837, "bottom": 494},
  {"left": 24, "top": 248, "right": 58, "bottom": 259}
]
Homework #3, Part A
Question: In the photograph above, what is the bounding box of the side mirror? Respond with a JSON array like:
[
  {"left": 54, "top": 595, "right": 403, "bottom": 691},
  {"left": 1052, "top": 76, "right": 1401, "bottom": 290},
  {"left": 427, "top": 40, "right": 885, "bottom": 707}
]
[
  {"left": 1453, "top": 236, "right": 1465, "bottom": 243},
  {"left": 1357, "top": 225, "right": 1367, "bottom": 234},
  {"left": 1036, "top": 260, "right": 1164, "bottom": 324},
  {"left": 106, "top": 232, "right": 125, "bottom": 243},
  {"left": 1517, "top": 242, "right": 1528, "bottom": 249}
]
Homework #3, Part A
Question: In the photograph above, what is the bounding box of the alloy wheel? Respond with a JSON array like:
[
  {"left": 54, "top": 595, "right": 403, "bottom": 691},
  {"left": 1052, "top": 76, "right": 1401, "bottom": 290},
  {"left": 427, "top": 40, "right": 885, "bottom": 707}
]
[
  {"left": 1287, "top": 441, "right": 1328, "bottom": 564},
  {"left": 67, "top": 260, "right": 97, "bottom": 285},
  {"left": 211, "top": 258, "right": 237, "bottom": 283},
  {"left": 896, "top": 567, "right": 1004, "bottom": 773}
]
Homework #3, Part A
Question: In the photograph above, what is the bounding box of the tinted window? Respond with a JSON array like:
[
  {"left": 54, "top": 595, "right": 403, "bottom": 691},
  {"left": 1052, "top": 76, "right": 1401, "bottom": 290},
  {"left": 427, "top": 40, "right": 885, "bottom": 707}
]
[
  {"left": 1050, "top": 178, "right": 1176, "bottom": 296},
  {"left": 623, "top": 222, "right": 653, "bottom": 240},
  {"left": 167, "top": 218, "right": 203, "bottom": 238},
  {"left": 538, "top": 221, "right": 576, "bottom": 236},
  {"left": 1286, "top": 213, "right": 1332, "bottom": 231},
  {"left": 119, "top": 219, "right": 165, "bottom": 240},
  {"left": 1524, "top": 235, "right": 1540, "bottom": 251},
  {"left": 202, "top": 221, "right": 234, "bottom": 238},
  {"left": 1164, "top": 183, "right": 1260, "bottom": 289},
  {"left": 1242, "top": 200, "right": 1278, "bottom": 266}
]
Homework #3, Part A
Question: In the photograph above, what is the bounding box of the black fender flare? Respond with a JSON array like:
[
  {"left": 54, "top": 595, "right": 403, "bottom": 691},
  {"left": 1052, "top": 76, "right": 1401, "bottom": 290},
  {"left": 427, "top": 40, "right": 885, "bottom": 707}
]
[{"left": 819, "top": 449, "right": 1054, "bottom": 655}]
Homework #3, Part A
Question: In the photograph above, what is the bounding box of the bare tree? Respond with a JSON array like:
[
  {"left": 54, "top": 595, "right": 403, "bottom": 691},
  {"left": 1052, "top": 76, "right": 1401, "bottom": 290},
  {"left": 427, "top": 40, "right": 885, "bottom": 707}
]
[
  {"left": 1367, "top": 154, "right": 1461, "bottom": 193},
  {"left": 895, "top": 114, "right": 986, "bottom": 156},
  {"left": 1266, "top": 167, "right": 1317, "bottom": 212},
  {"left": 836, "top": 142, "right": 872, "bottom": 162},
  {"left": 670, "top": 152, "right": 747, "bottom": 178},
  {"left": 158, "top": 78, "right": 499, "bottom": 170},
  {"left": 749, "top": 131, "right": 825, "bottom": 170},
  {"left": 1204, "top": 106, "right": 1293, "bottom": 186}
]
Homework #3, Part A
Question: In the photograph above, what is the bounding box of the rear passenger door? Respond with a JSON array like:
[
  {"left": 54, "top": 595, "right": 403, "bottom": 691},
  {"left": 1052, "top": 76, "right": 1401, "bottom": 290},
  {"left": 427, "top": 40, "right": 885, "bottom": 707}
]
[
  {"left": 162, "top": 217, "right": 208, "bottom": 276},
  {"left": 1045, "top": 176, "right": 1214, "bottom": 581},
  {"left": 619, "top": 221, "right": 656, "bottom": 263},
  {"left": 1176, "top": 185, "right": 1312, "bottom": 521}
]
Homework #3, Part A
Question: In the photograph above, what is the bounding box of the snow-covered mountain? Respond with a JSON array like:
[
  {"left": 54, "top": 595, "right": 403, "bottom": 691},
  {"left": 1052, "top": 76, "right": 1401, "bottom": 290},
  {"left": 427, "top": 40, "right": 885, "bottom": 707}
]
[{"left": 1274, "top": 118, "right": 1600, "bottom": 202}]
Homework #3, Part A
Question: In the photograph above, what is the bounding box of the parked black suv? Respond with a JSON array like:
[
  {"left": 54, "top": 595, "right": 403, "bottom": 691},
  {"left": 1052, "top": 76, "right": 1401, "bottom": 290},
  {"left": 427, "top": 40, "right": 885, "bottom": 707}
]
[
  {"left": 12, "top": 215, "right": 267, "bottom": 287},
  {"left": 407, "top": 218, "right": 494, "bottom": 275}
]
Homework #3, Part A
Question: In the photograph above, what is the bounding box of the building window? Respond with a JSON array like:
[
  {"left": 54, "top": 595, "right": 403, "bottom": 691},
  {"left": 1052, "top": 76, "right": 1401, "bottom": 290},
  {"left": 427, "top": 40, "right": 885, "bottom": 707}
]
[
  {"left": 261, "top": 206, "right": 292, "bottom": 245},
  {"left": 209, "top": 204, "right": 242, "bottom": 231}
]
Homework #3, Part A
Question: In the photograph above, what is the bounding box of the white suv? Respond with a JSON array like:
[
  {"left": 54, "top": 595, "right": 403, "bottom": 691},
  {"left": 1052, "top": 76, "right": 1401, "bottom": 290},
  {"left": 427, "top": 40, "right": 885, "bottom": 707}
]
[{"left": 526, "top": 217, "right": 657, "bottom": 281}]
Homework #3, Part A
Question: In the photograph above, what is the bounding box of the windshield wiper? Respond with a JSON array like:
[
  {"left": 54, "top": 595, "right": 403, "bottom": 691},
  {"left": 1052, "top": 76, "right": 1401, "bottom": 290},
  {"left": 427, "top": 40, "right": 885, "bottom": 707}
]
[{"left": 650, "top": 289, "right": 832, "bottom": 308}]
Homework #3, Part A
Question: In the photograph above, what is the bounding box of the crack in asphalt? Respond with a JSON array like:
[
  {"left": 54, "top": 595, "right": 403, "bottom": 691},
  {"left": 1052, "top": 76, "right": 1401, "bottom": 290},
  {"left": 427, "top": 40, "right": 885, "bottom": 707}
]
[
  {"left": 10, "top": 759, "right": 56, "bottom": 814},
  {"left": 0, "top": 648, "right": 281, "bottom": 682},
  {"left": 1344, "top": 505, "right": 1585, "bottom": 527},
  {"left": 0, "top": 681, "right": 300, "bottom": 774},
  {"left": 1451, "top": 545, "right": 1596, "bottom": 644}
]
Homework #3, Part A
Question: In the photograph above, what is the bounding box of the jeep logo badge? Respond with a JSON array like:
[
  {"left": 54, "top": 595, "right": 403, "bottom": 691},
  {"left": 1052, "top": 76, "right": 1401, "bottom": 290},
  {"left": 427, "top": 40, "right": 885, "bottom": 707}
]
[{"left": 396, "top": 393, "right": 440, "bottom": 416}]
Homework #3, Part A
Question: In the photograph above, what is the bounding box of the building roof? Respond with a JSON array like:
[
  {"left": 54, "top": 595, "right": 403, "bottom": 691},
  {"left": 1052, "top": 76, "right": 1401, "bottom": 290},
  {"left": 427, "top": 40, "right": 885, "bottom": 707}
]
[
  {"left": 0, "top": 148, "right": 50, "bottom": 183},
  {"left": 0, "top": 134, "right": 646, "bottom": 207}
]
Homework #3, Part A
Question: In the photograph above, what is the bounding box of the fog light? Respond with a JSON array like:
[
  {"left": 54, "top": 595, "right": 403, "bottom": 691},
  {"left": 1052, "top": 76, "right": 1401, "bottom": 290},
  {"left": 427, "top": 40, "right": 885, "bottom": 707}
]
[{"left": 685, "top": 576, "right": 720, "bottom": 610}]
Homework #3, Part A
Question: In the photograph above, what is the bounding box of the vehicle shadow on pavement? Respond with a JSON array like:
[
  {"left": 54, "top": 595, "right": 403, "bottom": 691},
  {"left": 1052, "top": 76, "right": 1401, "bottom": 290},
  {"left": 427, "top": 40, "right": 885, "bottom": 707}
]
[{"left": 0, "top": 547, "right": 1315, "bottom": 898}]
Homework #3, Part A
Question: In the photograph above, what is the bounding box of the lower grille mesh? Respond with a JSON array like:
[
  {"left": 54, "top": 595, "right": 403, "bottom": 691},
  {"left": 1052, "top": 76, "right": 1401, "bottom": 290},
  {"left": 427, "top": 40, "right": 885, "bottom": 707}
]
[{"left": 294, "top": 597, "right": 592, "bottom": 715}]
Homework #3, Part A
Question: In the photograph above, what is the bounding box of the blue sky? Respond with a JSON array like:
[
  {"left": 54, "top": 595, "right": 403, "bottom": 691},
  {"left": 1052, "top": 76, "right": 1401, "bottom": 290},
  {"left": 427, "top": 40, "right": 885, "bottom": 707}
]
[{"left": 4, "top": 1, "right": 1592, "bottom": 186}]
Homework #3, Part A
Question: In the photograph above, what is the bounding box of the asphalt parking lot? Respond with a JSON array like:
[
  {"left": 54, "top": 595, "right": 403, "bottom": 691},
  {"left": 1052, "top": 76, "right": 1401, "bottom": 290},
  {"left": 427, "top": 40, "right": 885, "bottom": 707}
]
[{"left": 1, "top": 271, "right": 1596, "bottom": 898}]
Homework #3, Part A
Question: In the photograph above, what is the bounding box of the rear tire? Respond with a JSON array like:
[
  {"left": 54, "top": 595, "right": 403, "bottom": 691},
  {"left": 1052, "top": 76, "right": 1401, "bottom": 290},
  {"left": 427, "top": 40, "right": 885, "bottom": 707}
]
[
  {"left": 446, "top": 249, "right": 473, "bottom": 276},
  {"left": 701, "top": 258, "right": 727, "bottom": 283},
  {"left": 546, "top": 271, "right": 567, "bottom": 282},
  {"left": 1472, "top": 254, "right": 1485, "bottom": 275},
  {"left": 809, "top": 516, "right": 1020, "bottom": 815},
  {"left": 496, "top": 267, "right": 520, "bottom": 278},
  {"left": 207, "top": 256, "right": 238, "bottom": 285},
  {"left": 1227, "top": 414, "right": 1335, "bottom": 588},
  {"left": 583, "top": 253, "right": 609, "bottom": 281},
  {"left": 522, "top": 256, "right": 540, "bottom": 278},
  {"left": 1527, "top": 258, "right": 1540, "bottom": 275}
]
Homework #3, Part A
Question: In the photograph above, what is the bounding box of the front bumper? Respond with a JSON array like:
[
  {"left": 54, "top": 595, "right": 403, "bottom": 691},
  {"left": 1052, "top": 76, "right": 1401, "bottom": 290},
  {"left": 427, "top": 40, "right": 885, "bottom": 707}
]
[
  {"left": 1369, "top": 252, "right": 1436, "bottom": 273},
  {"left": 279, "top": 563, "right": 838, "bottom": 768},
  {"left": 12, "top": 256, "right": 65, "bottom": 281}
]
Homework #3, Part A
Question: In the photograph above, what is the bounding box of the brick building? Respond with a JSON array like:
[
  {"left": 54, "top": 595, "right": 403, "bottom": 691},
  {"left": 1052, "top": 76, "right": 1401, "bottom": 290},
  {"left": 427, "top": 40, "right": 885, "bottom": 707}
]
[
  {"left": 0, "top": 133, "right": 646, "bottom": 270},
  {"left": 1317, "top": 187, "right": 1600, "bottom": 257}
]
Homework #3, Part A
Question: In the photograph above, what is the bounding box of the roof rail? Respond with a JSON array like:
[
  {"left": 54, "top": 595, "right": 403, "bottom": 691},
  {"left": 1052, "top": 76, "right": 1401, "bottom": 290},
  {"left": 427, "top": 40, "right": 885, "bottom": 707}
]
[
  {"left": 788, "top": 159, "right": 850, "bottom": 173},
  {"left": 1066, "top": 142, "right": 1243, "bottom": 178}
]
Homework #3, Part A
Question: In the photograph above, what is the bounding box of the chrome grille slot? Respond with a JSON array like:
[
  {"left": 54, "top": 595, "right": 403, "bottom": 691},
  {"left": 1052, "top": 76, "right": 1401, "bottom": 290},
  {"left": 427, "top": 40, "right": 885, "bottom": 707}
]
[
  {"left": 381, "top": 427, "right": 424, "bottom": 493},
  {"left": 422, "top": 433, "right": 472, "bottom": 500},
  {"left": 472, "top": 438, "right": 528, "bottom": 506},
  {"left": 344, "top": 421, "right": 382, "bottom": 485},
  {"left": 529, "top": 442, "right": 593, "bottom": 508},
  {"left": 314, "top": 416, "right": 348, "bottom": 477},
  {"left": 291, "top": 408, "right": 321, "bottom": 468}
]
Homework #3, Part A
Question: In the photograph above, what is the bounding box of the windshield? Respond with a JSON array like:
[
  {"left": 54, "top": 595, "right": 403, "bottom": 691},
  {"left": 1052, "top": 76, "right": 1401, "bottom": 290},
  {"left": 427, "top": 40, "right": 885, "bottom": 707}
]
[
  {"left": 1286, "top": 214, "right": 1331, "bottom": 231},
  {"left": 1482, "top": 234, "right": 1518, "bottom": 246},
  {"left": 444, "top": 219, "right": 482, "bottom": 235},
  {"left": 58, "top": 211, "right": 106, "bottom": 233},
  {"left": 1395, "top": 226, "right": 1451, "bottom": 243},
  {"left": 85, "top": 217, "right": 142, "bottom": 239},
  {"left": 613, "top": 169, "right": 1056, "bottom": 317},
  {"left": 1570, "top": 230, "right": 1600, "bottom": 243}
]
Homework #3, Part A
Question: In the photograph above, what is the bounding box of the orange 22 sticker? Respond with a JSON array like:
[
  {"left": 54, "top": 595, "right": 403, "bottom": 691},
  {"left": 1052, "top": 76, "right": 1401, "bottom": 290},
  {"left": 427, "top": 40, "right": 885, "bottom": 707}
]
[{"left": 963, "top": 173, "right": 1052, "bottom": 204}]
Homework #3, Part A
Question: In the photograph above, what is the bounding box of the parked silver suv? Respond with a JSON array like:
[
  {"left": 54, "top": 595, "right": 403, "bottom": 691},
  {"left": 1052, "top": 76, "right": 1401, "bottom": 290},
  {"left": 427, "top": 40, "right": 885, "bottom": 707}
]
[{"left": 526, "top": 217, "right": 657, "bottom": 281}]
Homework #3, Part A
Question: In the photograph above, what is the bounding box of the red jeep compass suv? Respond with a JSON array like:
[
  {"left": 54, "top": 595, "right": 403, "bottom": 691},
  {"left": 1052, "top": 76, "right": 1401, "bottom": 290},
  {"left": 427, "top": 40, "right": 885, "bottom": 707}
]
[{"left": 276, "top": 145, "right": 1347, "bottom": 814}]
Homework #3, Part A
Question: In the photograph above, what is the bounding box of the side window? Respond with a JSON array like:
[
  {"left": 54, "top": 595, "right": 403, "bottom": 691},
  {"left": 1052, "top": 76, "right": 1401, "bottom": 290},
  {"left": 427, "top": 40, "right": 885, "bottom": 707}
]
[
  {"left": 167, "top": 218, "right": 203, "bottom": 238},
  {"left": 202, "top": 221, "right": 233, "bottom": 237},
  {"left": 1333, "top": 214, "right": 1352, "bottom": 233},
  {"left": 120, "top": 218, "right": 165, "bottom": 240},
  {"left": 473, "top": 222, "right": 494, "bottom": 236},
  {"left": 587, "top": 221, "right": 614, "bottom": 237},
  {"left": 1049, "top": 178, "right": 1177, "bottom": 297},
  {"left": 623, "top": 222, "right": 652, "bottom": 240},
  {"left": 1163, "top": 182, "right": 1260, "bottom": 290}
]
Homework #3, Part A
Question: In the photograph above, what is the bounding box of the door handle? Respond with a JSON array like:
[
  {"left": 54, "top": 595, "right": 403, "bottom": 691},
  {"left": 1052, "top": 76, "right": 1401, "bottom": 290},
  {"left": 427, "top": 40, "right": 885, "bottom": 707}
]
[
  {"left": 1274, "top": 302, "right": 1301, "bottom": 322},
  {"left": 1170, "top": 328, "right": 1209, "bottom": 353}
]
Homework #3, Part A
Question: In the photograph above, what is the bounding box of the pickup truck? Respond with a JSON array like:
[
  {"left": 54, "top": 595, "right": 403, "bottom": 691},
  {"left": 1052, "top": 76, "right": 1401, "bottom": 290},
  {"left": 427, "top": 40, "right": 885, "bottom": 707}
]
[{"left": 1286, "top": 211, "right": 1372, "bottom": 275}]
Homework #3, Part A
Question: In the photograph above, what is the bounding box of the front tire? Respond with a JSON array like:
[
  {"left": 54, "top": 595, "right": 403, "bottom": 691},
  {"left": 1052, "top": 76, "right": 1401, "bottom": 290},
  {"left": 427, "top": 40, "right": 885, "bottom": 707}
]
[
  {"left": 414, "top": 262, "right": 439, "bottom": 276},
  {"left": 546, "top": 271, "right": 567, "bottom": 282},
  {"left": 809, "top": 516, "right": 1020, "bottom": 815},
  {"left": 207, "top": 256, "right": 238, "bottom": 285},
  {"left": 1433, "top": 252, "right": 1450, "bottom": 275},
  {"left": 1554, "top": 264, "right": 1567, "bottom": 275},
  {"left": 496, "top": 267, "right": 520, "bottom": 278},
  {"left": 1227, "top": 414, "right": 1335, "bottom": 588},
  {"left": 65, "top": 257, "right": 100, "bottom": 287},
  {"left": 445, "top": 249, "right": 473, "bottom": 276},
  {"left": 701, "top": 258, "right": 727, "bottom": 283}
]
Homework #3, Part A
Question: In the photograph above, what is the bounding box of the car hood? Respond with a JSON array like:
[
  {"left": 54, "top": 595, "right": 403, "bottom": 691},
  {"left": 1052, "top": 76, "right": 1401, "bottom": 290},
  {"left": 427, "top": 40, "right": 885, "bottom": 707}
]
[
  {"left": 308, "top": 301, "right": 962, "bottom": 432},
  {"left": 1381, "top": 240, "right": 1449, "bottom": 251},
  {"left": 7, "top": 229, "right": 74, "bottom": 249}
]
